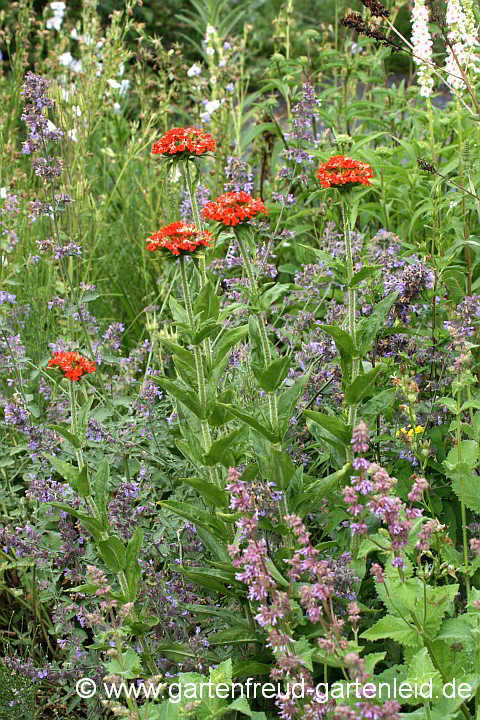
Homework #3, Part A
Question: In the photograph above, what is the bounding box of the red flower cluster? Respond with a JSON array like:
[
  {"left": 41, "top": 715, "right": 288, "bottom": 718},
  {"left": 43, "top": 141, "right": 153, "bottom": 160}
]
[
  {"left": 316, "top": 155, "right": 373, "bottom": 189},
  {"left": 48, "top": 351, "right": 96, "bottom": 381},
  {"left": 145, "top": 222, "right": 213, "bottom": 256},
  {"left": 203, "top": 192, "right": 268, "bottom": 227},
  {"left": 151, "top": 127, "right": 216, "bottom": 156}
]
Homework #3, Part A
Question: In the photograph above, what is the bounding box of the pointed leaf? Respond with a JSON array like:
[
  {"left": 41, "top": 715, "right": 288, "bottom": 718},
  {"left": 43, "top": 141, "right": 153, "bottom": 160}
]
[
  {"left": 98, "top": 535, "right": 127, "bottom": 572},
  {"left": 303, "top": 410, "right": 351, "bottom": 444},
  {"left": 212, "top": 325, "right": 248, "bottom": 368},
  {"left": 48, "top": 424, "right": 82, "bottom": 449},
  {"left": 155, "top": 378, "right": 205, "bottom": 419},
  {"left": 194, "top": 280, "right": 220, "bottom": 321},
  {"left": 256, "top": 355, "right": 291, "bottom": 392},
  {"left": 344, "top": 365, "right": 385, "bottom": 405},
  {"left": 203, "top": 427, "right": 247, "bottom": 467},
  {"left": 178, "top": 477, "right": 228, "bottom": 508},
  {"left": 216, "top": 403, "right": 278, "bottom": 442},
  {"left": 318, "top": 324, "right": 357, "bottom": 358}
]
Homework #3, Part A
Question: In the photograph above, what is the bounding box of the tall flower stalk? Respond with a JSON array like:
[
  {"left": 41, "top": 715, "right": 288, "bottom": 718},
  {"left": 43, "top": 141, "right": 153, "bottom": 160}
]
[
  {"left": 316, "top": 156, "right": 373, "bottom": 450},
  {"left": 144, "top": 221, "right": 220, "bottom": 486},
  {"left": 203, "top": 192, "right": 277, "bottom": 430},
  {"left": 150, "top": 128, "right": 222, "bottom": 485}
]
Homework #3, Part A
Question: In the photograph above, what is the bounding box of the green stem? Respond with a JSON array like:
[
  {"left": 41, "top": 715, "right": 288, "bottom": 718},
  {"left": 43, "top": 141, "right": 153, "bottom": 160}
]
[
  {"left": 183, "top": 160, "right": 213, "bottom": 368},
  {"left": 234, "top": 229, "right": 278, "bottom": 433},
  {"left": 69, "top": 382, "right": 84, "bottom": 471},
  {"left": 179, "top": 256, "right": 218, "bottom": 486},
  {"left": 456, "top": 375, "right": 471, "bottom": 601},
  {"left": 341, "top": 198, "right": 358, "bottom": 452}
]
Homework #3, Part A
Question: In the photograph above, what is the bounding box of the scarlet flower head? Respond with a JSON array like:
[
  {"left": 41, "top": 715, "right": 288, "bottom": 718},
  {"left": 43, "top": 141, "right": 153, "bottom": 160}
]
[
  {"left": 48, "top": 351, "right": 96, "bottom": 381},
  {"left": 316, "top": 155, "right": 373, "bottom": 189},
  {"left": 151, "top": 127, "right": 216, "bottom": 157},
  {"left": 203, "top": 191, "right": 268, "bottom": 227},
  {"left": 145, "top": 222, "right": 213, "bottom": 256}
]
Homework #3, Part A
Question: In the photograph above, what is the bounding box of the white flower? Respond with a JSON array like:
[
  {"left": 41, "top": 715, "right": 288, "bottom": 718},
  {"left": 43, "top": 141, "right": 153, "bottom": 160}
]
[
  {"left": 411, "top": 0, "right": 435, "bottom": 96},
  {"left": 71, "top": 28, "right": 78, "bottom": 39},
  {"left": 72, "top": 105, "right": 82, "bottom": 117},
  {"left": 113, "top": 102, "right": 121, "bottom": 114},
  {"left": 443, "top": 0, "right": 479, "bottom": 90},
  {"left": 206, "top": 47, "right": 215, "bottom": 55},
  {"left": 67, "top": 129, "right": 78, "bottom": 142},
  {"left": 107, "top": 78, "right": 122, "bottom": 89},
  {"left": 210, "top": 75, "right": 217, "bottom": 85},
  {"left": 119, "top": 79, "right": 130, "bottom": 97},
  {"left": 187, "top": 63, "right": 201, "bottom": 77},
  {"left": 50, "top": 1, "right": 66, "bottom": 10},
  {"left": 204, "top": 99, "right": 223, "bottom": 114},
  {"left": 46, "top": 119, "right": 58, "bottom": 132},
  {"left": 46, "top": 15, "right": 63, "bottom": 30},
  {"left": 70, "top": 60, "right": 82, "bottom": 73},
  {"left": 206, "top": 25, "right": 216, "bottom": 36},
  {"left": 117, "top": 63, "right": 125, "bottom": 77},
  {"left": 59, "top": 51, "right": 73, "bottom": 66},
  {"left": 60, "top": 88, "right": 69, "bottom": 101},
  {"left": 0, "top": 188, "right": 7, "bottom": 199}
]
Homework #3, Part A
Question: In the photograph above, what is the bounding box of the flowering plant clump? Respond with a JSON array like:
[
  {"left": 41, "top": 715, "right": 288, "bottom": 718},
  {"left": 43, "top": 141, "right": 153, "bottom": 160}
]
[
  {"left": 144, "top": 222, "right": 213, "bottom": 256},
  {"left": 316, "top": 155, "right": 373, "bottom": 188},
  {"left": 203, "top": 191, "right": 268, "bottom": 226},
  {"left": 47, "top": 351, "right": 96, "bottom": 381},
  {"left": 151, "top": 127, "right": 216, "bottom": 157}
]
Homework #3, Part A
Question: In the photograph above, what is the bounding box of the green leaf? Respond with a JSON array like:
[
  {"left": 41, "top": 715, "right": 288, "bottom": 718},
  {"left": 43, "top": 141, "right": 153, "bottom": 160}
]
[
  {"left": 49, "top": 502, "right": 105, "bottom": 541},
  {"left": 277, "top": 372, "right": 311, "bottom": 437},
  {"left": 318, "top": 324, "right": 357, "bottom": 358},
  {"left": 94, "top": 458, "right": 109, "bottom": 528},
  {"left": 216, "top": 403, "right": 278, "bottom": 442},
  {"left": 436, "top": 617, "right": 475, "bottom": 646},
  {"left": 259, "top": 282, "right": 292, "bottom": 310},
  {"left": 240, "top": 122, "right": 277, "bottom": 153},
  {"left": 106, "top": 648, "right": 142, "bottom": 678},
  {"left": 212, "top": 325, "right": 249, "bottom": 369},
  {"left": 194, "top": 280, "right": 220, "bottom": 321},
  {"left": 297, "top": 464, "right": 352, "bottom": 510},
  {"left": 268, "top": 448, "right": 296, "bottom": 490},
  {"left": 192, "top": 321, "right": 221, "bottom": 346},
  {"left": 208, "top": 626, "right": 263, "bottom": 645},
  {"left": 232, "top": 661, "right": 271, "bottom": 678},
  {"left": 444, "top": 441, "right": 478, "bottom": 473},
  {"left": 226, "top": 698, "right": 252, "bottom": 717},
  {"left": 256, "top": 356, "right": 291, "bottom": 392},
  {"left": 169, "top": 295, "right": 190, "bottom": 325},
  {"left": 44, "top": 454, "right": 80, "bottom": 491},
  {"left": 436, "top": 397, "right": 458, "bottom": 414},
  {"left": 81, "top": 290, "right": 100, "bottom": 303},
  {"left": 360, "top": 615, "right": 420, "bottom": 647},
  {"left": 98, "top": 535, "right": 127, "bottom": 572},
  {"left": 158, "top": 338, "right": 193, "bottom": 366},
  {"left": 357, "top": 291, "right": 398, "bottom": 355},
  {"left": 349, "top": 265, "right": 382, "bottom": 288},
  {"left": 76, "top": 464, "right": 90, "bottom": 498},
  {"left": 303, "top": 410, "right": 351, "bottom": 444},
  {"left": 195, "top": 527, "right": 230, "bottom": 562},
  {"left": 344, "top": 365, "right": 385, "bottom": 406},
  {"left": 77, "top": 395, "right": 94, "bottom": 441},
  {"left": 450, "top": 474, "right": 480, "bottom": 513},
  {"left": 48, "top": 424, "right": 82, "bottom": 449},
  {"left": 173, "top": 566, "right": 237, "bottom": 595},
  {"left": 125, "top": 527, "right": 143, "bottom": 601},
  {"left": 159, "top": 501, "right": 228, "bottom": 539},
  {"left": 361, "top": 388, "right": 396, "bottom": 417},
  {"left": 178, "top": 477, "right": 228, "bottom": 508},
  {"left": 155, "top": 378, "right": 205, "bottom": 419},
  {"left": 207, "top": 391, "right": 235, "bottom": 426},
  {"left": 203, "top": 428, "right": 247, "bottom": 468}
]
